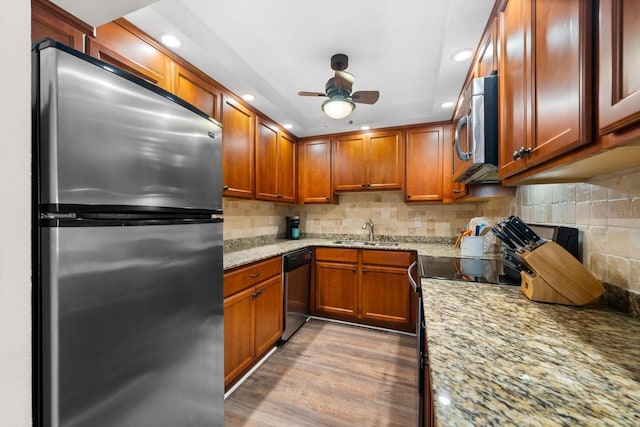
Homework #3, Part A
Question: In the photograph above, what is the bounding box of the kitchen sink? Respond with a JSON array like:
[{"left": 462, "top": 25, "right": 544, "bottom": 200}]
[{"left": 333, "top": 240, "right": 399, "bottom": 247}]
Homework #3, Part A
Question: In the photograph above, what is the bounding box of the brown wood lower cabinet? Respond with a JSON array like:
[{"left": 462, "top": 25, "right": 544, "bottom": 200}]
[
  {"left": 223, "top": 256, "right": 283, "bottom": 390},
  {"left": 312, "top": 248, "right": 417, "bottom": 333}
]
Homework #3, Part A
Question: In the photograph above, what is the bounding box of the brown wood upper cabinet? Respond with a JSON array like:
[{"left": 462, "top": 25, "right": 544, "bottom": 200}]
[
  {"left": 333, "top": 129, "right": 404, "bottom": 191},
  {"left": 255, "top": 118, "right": 296, "bottom": 203},
  {"left": 172, "top": 63, "right": 223, "bottom": 121},
  {"left": 222, "top": 96, "right": 255, "bottom": 199},
  {"left": 498, "top": 0, "right": 593, "bottom": 180},
  {"left": 31, "top": 0, "right": 91, "bottom": 51},
  {"left": 405, "top": 125, "right": 444, "bottom": 202},
  {"left": 599, "top": 0, "right": 640, "bottom": 135},
  {"left": 297, "top": 138, "right": 336, "bottom": 204},
  {"left": 90, "top": 20, "right": 172, "bottom": 91},
  {"left": 475, "top": 16, "right": 498, "bottom": 77}
]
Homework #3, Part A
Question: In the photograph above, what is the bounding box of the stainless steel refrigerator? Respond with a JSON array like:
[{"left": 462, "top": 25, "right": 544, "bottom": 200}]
[{"left": 32, "top": 40, "right": 224, "bottom": 427}]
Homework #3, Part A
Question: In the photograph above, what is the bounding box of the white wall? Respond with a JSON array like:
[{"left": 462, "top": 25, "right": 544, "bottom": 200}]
[{"left": 0, "top": 0, "right": 32, "bottom": 425}]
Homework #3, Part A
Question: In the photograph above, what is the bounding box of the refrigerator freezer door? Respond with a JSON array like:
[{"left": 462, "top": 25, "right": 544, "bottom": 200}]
[
  {"left": 40, "top": 221, "right": 223, "bottom": 427},
  {"left": 36, "top": 44, "right": 222, "bottom": 212}
]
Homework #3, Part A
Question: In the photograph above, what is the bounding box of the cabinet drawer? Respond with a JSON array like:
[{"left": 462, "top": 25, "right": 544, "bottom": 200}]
[
  {"left": 224, "top": 256, "right": 281, "bottom": 297},
  {"left": 362, "top": 250, "right": 413, "bottom": 267},
  {"left": 315, "top": 247, "right": 358, "bottom": 263}
]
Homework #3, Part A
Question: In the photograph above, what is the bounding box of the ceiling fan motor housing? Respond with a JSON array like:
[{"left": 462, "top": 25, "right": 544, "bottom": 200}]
[
  {"left": 325, "top": 78, "right": 351, "bottom": 98},
  {"left": 331, "top": 53, "right": 349, "bottom": 71}
]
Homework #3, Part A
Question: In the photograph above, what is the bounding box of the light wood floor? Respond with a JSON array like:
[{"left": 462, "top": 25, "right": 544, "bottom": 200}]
[{"left": 224, "top": 319, "right": 417, "bottom": 426}]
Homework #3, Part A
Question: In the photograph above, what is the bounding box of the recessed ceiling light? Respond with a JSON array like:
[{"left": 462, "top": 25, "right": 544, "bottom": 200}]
[
  {"left": 361, "top": 125, "right": 370, "bottom": 130},
  {"left": 161, "top": 34, "right": 181, "bottom": 48},
  {"left": 283, "top": 124, "right": 293, "bottom": 129},
  {"left": 242, "top": 94, "right": 255, "bottom": 101},
  {"left": 441, "top": 101, "right": 455, "bottom": 108},
  {"left": 452, "top": 49, "right": 473, "bottom": 62}
]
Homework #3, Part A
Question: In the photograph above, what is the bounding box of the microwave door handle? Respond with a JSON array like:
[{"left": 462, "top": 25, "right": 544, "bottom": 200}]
[{"left": 454, "top": 115, "right": 470, "bottom": 160}]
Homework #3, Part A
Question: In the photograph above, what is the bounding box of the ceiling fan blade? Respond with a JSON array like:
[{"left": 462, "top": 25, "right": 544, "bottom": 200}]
[
  {"left": 351, "top": 91, "right": 380, "bottom": 104},
  {"left": 298, "top": 91, "right": 327, "bottom": 97},
  {"left": 334, "top": 71, "right": 355, "bottom": 92}
]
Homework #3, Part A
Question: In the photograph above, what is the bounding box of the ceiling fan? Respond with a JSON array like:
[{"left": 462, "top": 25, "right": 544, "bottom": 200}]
[{"left": 298, "top": 54, "right": 380, "bottom": 119}]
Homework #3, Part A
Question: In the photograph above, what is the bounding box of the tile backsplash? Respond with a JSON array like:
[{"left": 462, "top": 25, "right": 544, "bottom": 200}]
[
  {"left": 224, "top": 167, "right": 640, "bottom": 298},
  {"left": 507, "top": 167, "right": 640, "bottom": 295}
]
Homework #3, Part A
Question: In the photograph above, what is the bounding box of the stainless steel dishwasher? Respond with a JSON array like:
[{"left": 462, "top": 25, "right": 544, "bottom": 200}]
[{"left": 281, "top": 248, "right": 312, "bottom": 341}]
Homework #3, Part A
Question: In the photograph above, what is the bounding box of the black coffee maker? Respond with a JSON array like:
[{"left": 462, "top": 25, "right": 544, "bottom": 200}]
[{"left": 286, "top": 216, "right": 300, "bottom": 240}]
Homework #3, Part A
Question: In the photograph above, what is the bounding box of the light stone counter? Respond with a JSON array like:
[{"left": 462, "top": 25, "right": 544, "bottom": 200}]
[
  {"left": 421, "top": 278, "right": 640, "bottom": 426},
  {"left": 223, "top": 238, "right": 473, "bottom": 270}
]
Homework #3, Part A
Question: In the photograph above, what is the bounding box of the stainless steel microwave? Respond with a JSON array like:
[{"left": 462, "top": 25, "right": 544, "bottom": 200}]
[{"left": 452, "top": 74, "right": 499, "bottom": 183}]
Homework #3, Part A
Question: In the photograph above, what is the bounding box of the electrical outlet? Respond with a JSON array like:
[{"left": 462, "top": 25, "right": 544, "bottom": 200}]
[{"left": 414, "top": 217, "right": 422, "bottom": 227}]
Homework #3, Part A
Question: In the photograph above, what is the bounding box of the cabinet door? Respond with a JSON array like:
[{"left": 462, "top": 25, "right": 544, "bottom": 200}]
[
  {"left": 405, "top": 126, "right": 443, "bottom": 202},
  {"left": 222, "top": 96, "right": 254, "bottom": 199},
  {"left": 224, "top": 286, "right": 255, "bottom": 387},
  {"left": 90, "top": 20, "right": 172, "bottom": 90},
  {"left": 314, "top": 261, "right": 358, "bottom": 318},
  {"left": 333, "top": 135, "right": 368, "bottom": 191},
  {"left": 599, "top": 0, "right": 640, "bottom": 134},
  {"left": 255, "top": 119, "right": 280, "bottom": 201},
  {"left": 529, "top": 0, "right": 592, "bottom": 165},
  {"left": 498, "top": 0, "right": 531, "bottom": 178},
  {"left": 254, "top": 275, "right": 283, "bottom": 357},
  {"left": 298, "top": 138, "right": 334, "bottom": 204},
  {"left": 31, "top": 0, "right": 90, "bottom": 51},
  {"left": 360, "top": 265, "right": 413, "bottom": 329},
  {"left": 476, "top": 17, "right": 497, "bottom": 77},
  {"left": 172, "top": 63, "right": 222, "bottom": 121},
  {"left": 368, "top": 130, "right": 404, "bottom": 190},
  {"left": 277, "top": 133, "right": 296, "bottom": 203}
]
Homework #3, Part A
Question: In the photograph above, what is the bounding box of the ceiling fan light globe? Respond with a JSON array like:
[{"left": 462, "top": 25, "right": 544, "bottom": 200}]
[{"left": 322, "top": 98, "right": 355, "bottom": 119}]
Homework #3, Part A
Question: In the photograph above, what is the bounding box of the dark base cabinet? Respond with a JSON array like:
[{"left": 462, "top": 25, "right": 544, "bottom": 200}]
[{"left": 312, "top": 247, "right": 417, "bottom": 333}]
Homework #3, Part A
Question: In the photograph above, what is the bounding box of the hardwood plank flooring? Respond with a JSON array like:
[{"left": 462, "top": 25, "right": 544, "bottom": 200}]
[{"left": 224, "top": 319, "right": 417, "bottom": 426}]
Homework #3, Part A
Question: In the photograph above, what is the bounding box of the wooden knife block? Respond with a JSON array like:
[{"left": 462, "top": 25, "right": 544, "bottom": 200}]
[{"left": 518, "top": 241, "right": 604, "bottom": 306}]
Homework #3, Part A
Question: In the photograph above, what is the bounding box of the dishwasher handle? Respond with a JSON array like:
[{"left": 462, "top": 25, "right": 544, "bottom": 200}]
[{"left": 408, "top": 261, "right": 419, "bottom": 293}]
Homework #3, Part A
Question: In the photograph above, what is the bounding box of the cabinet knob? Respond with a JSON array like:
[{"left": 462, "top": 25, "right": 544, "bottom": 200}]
[
  {"left": 361, "top": 183, "right": 367, "bottom": 187},
  {"left": 366, "top": 183, "right": 371, "bottom": 187},
  {"left": 250, "top": 272, "right": 261, "bottom": 279},
  {"left": 352, "top": 268, "right": 357, "bottom": 273},
  {"left": 363, "top": 268, "right": 367, "bottom": 273},
  {"left": 453, "top": 189, "right": 463, "bottom": 194},
  {"left": 223, "top": 185, "right": 230, "bottom": 191},
  {"left": 407, "top": 194, "right": 412, "bottom": 199},
  {"left": 325, "top": 196, "right": 330, "bottom": 200},
  {"left": 513, "top": 150, "right": 521, "bottom": 161}
]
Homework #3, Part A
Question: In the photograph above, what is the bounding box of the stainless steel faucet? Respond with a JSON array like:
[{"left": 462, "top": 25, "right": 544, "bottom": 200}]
[{"left": 362, "top": 218, "right": 375, "bottom": 241}]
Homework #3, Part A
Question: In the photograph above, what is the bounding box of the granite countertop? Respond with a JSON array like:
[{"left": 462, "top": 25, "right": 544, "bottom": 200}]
[
  {"left": 421, "top": 278, "right": 640, "bottom": 426},
  {"left": 223, "top": 238, "right": 472, "bottom": 270}
]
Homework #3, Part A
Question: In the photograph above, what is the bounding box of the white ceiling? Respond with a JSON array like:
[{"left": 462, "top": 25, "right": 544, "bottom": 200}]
[{"left": 54, "top": 0, "right": 495, "bottom": 138}]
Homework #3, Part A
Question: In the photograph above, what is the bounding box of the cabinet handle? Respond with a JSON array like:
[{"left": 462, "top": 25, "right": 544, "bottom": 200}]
[
  {"left": 252, "top": 289, "right": 263, "bottom": 299},
  {"left": 513, "top": 146, "right": 532, "bottom": 161},
  {"left": 250, "top": 272, "right": 261, "bottom": 279},
  {"left": 223, "top": 185, "right": 229, "bottom": 191}
]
